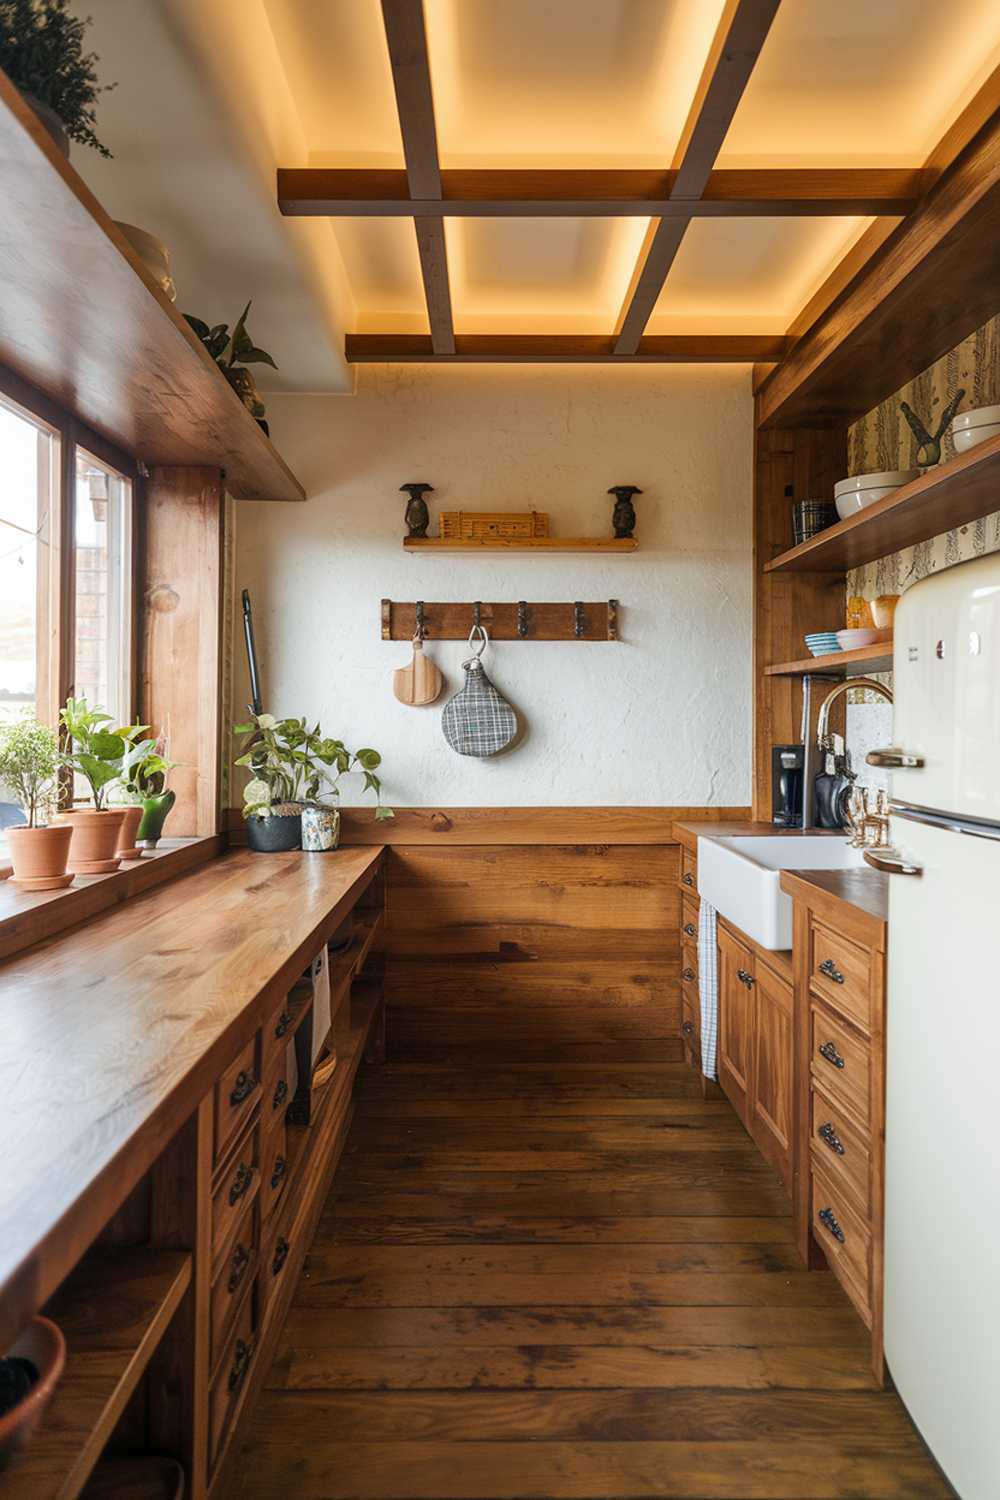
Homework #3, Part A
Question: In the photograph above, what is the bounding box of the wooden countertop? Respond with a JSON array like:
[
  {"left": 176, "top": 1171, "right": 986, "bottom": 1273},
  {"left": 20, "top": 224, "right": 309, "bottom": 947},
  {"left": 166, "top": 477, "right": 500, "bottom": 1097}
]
[
  {"left": 671, "top": 819, "right": 846, "bottom": 853},
  {"left": 0, "top": 846, "right": 382, "bottom": 1347},
  {"left": 780, "top": 866, "right": 889, "bottom": 931}
]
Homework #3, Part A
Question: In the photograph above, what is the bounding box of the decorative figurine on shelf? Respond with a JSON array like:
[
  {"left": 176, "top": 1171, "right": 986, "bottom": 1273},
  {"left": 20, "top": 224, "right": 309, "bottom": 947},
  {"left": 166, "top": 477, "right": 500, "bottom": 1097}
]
[
  {"left": 900, "top": 389, "right": 965, "bottom": 468},
  {"left": 608, "top": 485, "right": 641, "bottom": 539},
  {"left": 402, "top": 482, "right": 433, "bottom": 538}
]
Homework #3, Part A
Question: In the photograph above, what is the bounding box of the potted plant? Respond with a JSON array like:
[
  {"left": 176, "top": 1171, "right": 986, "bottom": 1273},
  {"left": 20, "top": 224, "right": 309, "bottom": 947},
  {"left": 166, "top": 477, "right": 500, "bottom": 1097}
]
[
  {"left": 0, "top": 0, "right": 115, "bottom": 158},
  {"left": 0, "top": 717, "right": 73, "bottom": 889},
  {"left": 111, "top": 724, "right": 175, "bottom": 855},
  {"left": 184, "top": 302, "right": 277, "bottom": 433},
  {"left": 300, "top": 737, "right": 393, "bottom": 853},
  {"left": 55, "top": 698, "right": 153, "bottom": 874}
]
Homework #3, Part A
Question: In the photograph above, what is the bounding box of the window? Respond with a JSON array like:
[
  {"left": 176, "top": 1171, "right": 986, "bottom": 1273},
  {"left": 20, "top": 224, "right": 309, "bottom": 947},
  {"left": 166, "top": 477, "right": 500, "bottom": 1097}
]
[
  {"left": 74, "top": 449, "right": 133, "bottom": 725},
  {"left": 0, "top": 394, "right": 60, "bottom": 728}
]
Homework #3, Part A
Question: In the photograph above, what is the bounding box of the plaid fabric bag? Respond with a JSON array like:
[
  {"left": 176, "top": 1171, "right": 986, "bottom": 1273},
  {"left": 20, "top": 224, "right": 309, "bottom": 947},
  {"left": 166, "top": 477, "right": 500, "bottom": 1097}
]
[{"left": 442, "top": 658, "right": 517, "bottom": 757}]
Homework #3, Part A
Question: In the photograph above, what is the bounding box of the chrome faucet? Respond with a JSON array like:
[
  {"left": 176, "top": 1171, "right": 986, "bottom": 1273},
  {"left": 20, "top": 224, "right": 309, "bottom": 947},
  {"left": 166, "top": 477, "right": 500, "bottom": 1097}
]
[
  {"left": 814, "top": 677, "right": 894, "bottom": 841},
  {"left": 816, "top": 676, "right": 893, "bottom": 746}
]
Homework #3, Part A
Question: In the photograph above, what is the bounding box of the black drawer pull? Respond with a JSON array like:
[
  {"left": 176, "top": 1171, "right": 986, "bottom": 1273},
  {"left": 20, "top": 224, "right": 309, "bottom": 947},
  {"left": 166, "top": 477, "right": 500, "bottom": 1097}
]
[
  {"left": 818, "top": 958, "right": 845, "bottom": 984},
  {"left": 681, "top": 1020, "right": 695, "bottom": 1037},
  {"left": 274, "top": 1009, "right": 293, "bottom": 1038},
  {"left": 227, "top": 1242, "right": 251, "bottom": 1294},
  {"left": 818, "top": 1122, "right": 845, "bottom": 1156},
  {"left": 229, "top": 1070, "right": 256, "bottom": 1106},
  {"left": 818, "top": 1040, "right": 846, "bottom": 1069},
  {"left": 818, "top": 1207, "right": 845, "bottom": 1243},
  {"left": 683, "top": 922, "right": 696, "bottom": 938},
  {"left": 272, "top": 1078, "right": 289, "bottom": 1112},
  {"left": 272, "top": 1236, "right": 290, "bottom": 1276},
  {"left": 270, "top": 1155, "right": 287, "bottom": 1191},
  {"left": 228, "top": 1161, "right": 254, "bottom": 1206},
  {"left": 682, "top": 966, "right": 696, "bottom": 983},
  {"left": 682, "top": 872, "right": 694, "bottom": 887},
  {"left": 228, "top": 1337, "right": 255, "bottom": 1392},
  {"left": 737, "top": 968, "right": 755, "bottom": 989}
]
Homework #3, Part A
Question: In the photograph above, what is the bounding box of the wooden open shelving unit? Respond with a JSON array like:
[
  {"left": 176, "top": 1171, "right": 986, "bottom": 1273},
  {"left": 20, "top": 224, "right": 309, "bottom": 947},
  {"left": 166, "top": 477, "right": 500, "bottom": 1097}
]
[
  {"left": 0, "top": 74, "right": 303, "bottom": 502},
  {"left": 6, "top": 1250, "right": 191, "bottom": 1500},
  {"left": 403, "top": 536, "right": 637, "bottom": 553},
  {"left": 765, "top": 641, "right": 894, "bottom": 678},
  {"left": 764, "top": 434, "right": 1000, "bottom": 574}
]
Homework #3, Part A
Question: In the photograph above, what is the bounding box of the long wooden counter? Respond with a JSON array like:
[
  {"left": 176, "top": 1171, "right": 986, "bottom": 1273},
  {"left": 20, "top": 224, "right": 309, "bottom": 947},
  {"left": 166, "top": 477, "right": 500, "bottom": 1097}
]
[{"left": 0, "top": 846, "right": 382, "bottom": 1351}]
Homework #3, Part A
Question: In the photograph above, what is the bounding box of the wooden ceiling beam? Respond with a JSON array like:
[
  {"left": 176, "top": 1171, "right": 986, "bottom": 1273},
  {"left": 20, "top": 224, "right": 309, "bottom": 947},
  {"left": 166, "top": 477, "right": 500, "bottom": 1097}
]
[
  {"left": 346, "top": 334, "right": 790, "bottom": 363},
  {"left": 614, "top": 0, "right": 782, "bottom": 355},
  {"left": 380, "top": 0, "right": 454, "bottom": 354},
  {"left": 278, "top": 167, "right": 922, "bottom": 218}
]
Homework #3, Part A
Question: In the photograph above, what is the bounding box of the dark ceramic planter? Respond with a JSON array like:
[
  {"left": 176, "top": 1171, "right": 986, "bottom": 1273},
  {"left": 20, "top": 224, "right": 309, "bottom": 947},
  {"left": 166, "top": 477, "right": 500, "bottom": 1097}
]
[
  {"left": 21, "top": 92, "right": 70, "bottom": 157},
  {"left": 245, "top": 808, "right": 302, "bottom": 852}
]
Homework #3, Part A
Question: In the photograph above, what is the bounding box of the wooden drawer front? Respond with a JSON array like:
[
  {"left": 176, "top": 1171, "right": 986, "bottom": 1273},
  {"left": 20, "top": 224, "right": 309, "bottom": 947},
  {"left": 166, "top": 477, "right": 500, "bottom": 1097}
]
[
  {"left": 260, "top": 1117, "right": 289, "bottom": 1225},
  {"left": 810, "top": 1084, "right": 871, "bottom": 1214},
  {"left": 209, "top": 1281, "right": 257, "bottom": 1470},
  {"left": 264, "top": 1054, "right": 292, "bottom": 1134},
  {"left": 810, "top": 919, "right": 873, "bottom": 1034},
  {"left": 680, "top": 849, "right": 697, "bottom": 895},
  {"left": 812, "top": 1163, "right": 872, "bottom": 1321},
  {"left": 210, "top": 1200, "right": 259, "bottom": 1366},
  {"left": 212, "top": 1122, "right": 261, "bottom": 1258},
  {"left": 810, "top": 1004, "right": 870, "bottom": 1129},
  {"left": 261, "top": 995, "right": 298, "bottom": 1082},
  {"left": 214, "top": 1036, "right": 261, "bottom": 1165},
  {"left": 681, "top": 977, "right": 700, "bottom": 1058},
  {"left": 680, "top": 942, "right": 698, "bottom": 990},
  {"left": 261, "top": 1209, "right": 298, "bottom": 1320},
  {"left": 681, "top": 896, "right": 700, "bottom": 945}
]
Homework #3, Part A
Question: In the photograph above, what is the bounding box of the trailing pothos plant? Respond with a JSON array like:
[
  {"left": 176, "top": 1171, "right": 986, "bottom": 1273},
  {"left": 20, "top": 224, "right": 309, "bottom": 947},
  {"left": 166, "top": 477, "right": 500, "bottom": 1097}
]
[
  {"left": 184, "top": 301, "right": 277, "bottom": 378},
  {"left": 59, "top": 698, "right": 156, "bottom": 810},
  {"left": 233, "top": 711, "right": 392, "bottom": 822}
]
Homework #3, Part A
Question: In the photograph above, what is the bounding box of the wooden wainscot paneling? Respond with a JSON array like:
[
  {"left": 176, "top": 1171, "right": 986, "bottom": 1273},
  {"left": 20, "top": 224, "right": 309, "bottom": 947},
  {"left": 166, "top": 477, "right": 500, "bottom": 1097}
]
[{"left": 337, "top": 806, "right": 751, "bottom": 845}]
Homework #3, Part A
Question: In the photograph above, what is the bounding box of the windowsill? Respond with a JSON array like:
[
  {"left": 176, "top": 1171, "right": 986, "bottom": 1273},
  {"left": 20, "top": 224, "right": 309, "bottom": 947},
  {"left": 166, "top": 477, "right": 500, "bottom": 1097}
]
[{"left": 0, "top": 835, "right": 225, "bottom": 963}]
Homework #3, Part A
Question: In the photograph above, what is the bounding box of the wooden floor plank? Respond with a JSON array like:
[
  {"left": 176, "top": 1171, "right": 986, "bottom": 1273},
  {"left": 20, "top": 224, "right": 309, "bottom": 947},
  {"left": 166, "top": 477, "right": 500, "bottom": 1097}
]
[{"left": 222, "top": 1055, "right": 948, "bottom": 1500}]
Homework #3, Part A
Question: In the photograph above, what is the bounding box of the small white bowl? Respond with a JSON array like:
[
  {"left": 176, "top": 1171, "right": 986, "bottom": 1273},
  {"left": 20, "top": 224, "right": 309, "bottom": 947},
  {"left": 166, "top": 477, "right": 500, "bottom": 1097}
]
[
  {"left": 953, "top": 405, "right": 1000, "bottom": 455},
  {"left": 836, "top": 629, "right": 880, "bottom": 649},
  {"left": 834, "top": 468, "right": 920, "bottom": 520}
]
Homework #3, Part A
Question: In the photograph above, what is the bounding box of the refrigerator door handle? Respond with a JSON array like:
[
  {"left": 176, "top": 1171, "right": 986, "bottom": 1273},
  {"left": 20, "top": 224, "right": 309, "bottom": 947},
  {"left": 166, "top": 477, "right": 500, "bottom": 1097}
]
[
  {"left": 866, "top": 746, "right": 925, "bottom": 769},
  {"left": 863, "top": 848, "right": 924, "bottom": 876}
]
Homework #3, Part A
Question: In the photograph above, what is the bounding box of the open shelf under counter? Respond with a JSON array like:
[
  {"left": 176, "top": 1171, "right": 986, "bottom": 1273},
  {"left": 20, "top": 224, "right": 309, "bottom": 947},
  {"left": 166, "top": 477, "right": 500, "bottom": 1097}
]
[
  {"left": 0, "top": 75, "right": 303, "bottom": 502},
  {"left": 764, "top": 434, "right": 1000, "bottom": 574},
  {"left": 765, "top": 641, "right": 894, "bottom": 677},
  {"left": 5, "top": 1249, "right": 191, "bottom": 1500},
  {"left": 403, "top": 536, "right": 637, "bottom": 552}
]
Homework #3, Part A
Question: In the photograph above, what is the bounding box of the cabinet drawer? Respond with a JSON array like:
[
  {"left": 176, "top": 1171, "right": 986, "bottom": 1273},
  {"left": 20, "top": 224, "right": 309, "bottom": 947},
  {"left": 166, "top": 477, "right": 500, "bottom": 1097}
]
[
  {"left": 810, "top": 1084, "right": 871, "bottom": 1214},
  {"left": 810, "top": 1004, "right": 870, "bottom": 1128},
  {"left": 680, "top": 849, "right": 697, "bottom": 895},
  {"left": 212, "top": 1121, "right": 261, "bottom": 1259},
  {"left": 209, "top": 1282, "right": 257, "bottom": 1470},
  {"left": 681, "top": 977, "right": 700, "bottom": 1058},
  {"left": 681, "top": 896, "right": 700, "bottom": 944},
  {"left": 264, "top": 1055, "right": 292, "bottom": 1133},
  {"left": 214, "top": 1036, "right": 261, "bottom": 1165},
  {"left": 680, "top": 943, "right": 698, "bottom": 989},
  {"left": 260, "top": 1117, "right": 289, "bottom": 1225},
  {"left": 812, "top": 1163, "right": 872, "bottom": 1322},
  {"left": 810, "top": 919, "right": 873, "bottom": 1034},
  {"left": 261, "top": 1207, "right": 298, "bottom": 1321},
  {"left": 210, "top": 1200, "right": 259, "bottom": 1367},
  {"left": 261, "top": 995, "right": 298, "bottom": 1083}
]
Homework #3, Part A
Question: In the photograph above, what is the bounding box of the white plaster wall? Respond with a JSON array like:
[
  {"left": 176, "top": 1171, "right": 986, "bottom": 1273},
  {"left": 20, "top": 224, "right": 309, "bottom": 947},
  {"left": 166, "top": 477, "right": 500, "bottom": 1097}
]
[{"left": 233, "top": 363, "right": 753, "bottom": 808}]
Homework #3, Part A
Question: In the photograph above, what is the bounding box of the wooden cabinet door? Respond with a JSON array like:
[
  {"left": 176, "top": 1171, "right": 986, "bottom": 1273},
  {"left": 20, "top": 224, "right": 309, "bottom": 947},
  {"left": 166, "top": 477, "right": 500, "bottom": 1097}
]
[
  {"left": 750, "top": 958, "right": 793, "bottom": 1189},
  {"left": 717, "top": 922, "right": 753, "bottom": 1125}
]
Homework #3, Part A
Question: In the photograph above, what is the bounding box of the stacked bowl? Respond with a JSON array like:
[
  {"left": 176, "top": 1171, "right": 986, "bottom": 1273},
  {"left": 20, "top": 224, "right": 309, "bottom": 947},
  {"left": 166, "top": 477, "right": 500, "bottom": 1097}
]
[
  {"left": 953, "top": 405, "right": 1000, "bottom": 454},
  {"left": 805, "top": 631, "right": 842, "bottom": 657},
  {"left": 833, "top": 468, "right": 919, "bottom": 520}
]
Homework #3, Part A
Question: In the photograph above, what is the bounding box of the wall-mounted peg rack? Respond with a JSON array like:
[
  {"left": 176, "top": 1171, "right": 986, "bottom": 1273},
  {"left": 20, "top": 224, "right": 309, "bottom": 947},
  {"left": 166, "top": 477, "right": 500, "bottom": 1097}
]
[{"left": 381, "top": 600, "right": 620, "bottom": 641}]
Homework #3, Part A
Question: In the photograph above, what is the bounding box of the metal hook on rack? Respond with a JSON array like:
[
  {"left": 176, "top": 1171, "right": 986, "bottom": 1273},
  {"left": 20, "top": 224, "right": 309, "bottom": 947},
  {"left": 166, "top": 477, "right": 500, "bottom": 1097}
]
[
  {"left": 472, "top": 600, "right": 482, "bottom": 630},
  {"left": 574, "top": 601, "right": 586, "bottom": 639},
  {"left": 517, "top": 601, "right": 529, "bottom": 638},
  {"left": 415, "top": 600, "right": 425, "bottom": 641}
]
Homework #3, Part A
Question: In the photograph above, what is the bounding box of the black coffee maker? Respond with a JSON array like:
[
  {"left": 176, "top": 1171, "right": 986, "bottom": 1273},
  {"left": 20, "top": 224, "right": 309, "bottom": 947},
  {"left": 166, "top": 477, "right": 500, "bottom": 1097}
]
[{"left": 771, "top": 744, "right": 804, "bottom": 827}]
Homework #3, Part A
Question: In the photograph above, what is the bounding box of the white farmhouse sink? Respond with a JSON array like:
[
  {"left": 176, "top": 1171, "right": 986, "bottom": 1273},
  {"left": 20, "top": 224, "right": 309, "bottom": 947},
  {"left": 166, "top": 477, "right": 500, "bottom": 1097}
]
[{"left": 697, "top": 835, "right": 866, "bottom": 950}]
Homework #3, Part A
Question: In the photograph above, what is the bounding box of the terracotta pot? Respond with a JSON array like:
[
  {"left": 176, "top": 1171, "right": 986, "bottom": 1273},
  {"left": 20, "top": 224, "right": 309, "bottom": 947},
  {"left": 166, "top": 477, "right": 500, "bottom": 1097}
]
[
  {"left": 0, "top": 1315, "right": 66, "bottom": 1466},
  {"left": 6, "top": 825, "right": 74, "bottom": 891},
  {"left": 54, "top": 808, "right": 126, "bottom": 874},
  {"left": 115, "top": 805, "right": 145, "bottom": 860}
]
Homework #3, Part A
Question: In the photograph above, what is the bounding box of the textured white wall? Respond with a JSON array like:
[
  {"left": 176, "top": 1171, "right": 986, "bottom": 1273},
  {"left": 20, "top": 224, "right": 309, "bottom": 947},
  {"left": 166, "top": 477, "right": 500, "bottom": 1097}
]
[{"left": 233, "top": 363, "right": 753, "bottom": 808}]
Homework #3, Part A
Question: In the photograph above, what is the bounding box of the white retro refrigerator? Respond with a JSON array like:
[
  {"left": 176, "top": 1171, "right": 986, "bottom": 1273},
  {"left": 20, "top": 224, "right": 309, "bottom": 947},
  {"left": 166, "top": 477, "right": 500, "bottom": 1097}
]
[{"left": 873, "top": 552, "right": 1000, "bottom": 1499}]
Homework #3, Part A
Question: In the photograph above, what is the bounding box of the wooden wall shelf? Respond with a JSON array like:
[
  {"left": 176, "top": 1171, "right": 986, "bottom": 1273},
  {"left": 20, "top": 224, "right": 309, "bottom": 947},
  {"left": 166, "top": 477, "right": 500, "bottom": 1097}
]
[
  {"left": 0, "top": 75, "right": 303, "bottom": 502},
  {"left": 403, "top": 536, "right": 637, "bottom": 552},
  {"left": 765, "top": 641, "right": 894, "bottom": 677},
  {"left": 764, "top": 434, "right": 1000, "bottom": 574},
  {"left": 5, "top": 1249, "right": 191, "bottom": 1500}
]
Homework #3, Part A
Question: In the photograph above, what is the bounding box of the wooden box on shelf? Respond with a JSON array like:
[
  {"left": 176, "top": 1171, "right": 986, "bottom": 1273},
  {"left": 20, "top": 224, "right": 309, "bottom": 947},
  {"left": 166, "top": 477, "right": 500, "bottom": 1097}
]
[{"left": 439, "top": 510, "right": 549, "bottom": 540}]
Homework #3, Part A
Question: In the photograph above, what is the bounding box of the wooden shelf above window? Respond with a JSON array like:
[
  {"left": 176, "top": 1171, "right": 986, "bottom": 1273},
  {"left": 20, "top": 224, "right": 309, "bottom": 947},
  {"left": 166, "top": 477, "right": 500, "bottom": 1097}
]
[
  {"left": 765, "top": 641, "right": 894, "bottom": 677},
  {"left": 0, "top": 75, "right": 303, "bottom": 501},
  {"left": 403, "top": 536, "right": 637, "bottom": 552},
  {"left": 764, "top": 435, "right": 1000, "bottom": 574}
]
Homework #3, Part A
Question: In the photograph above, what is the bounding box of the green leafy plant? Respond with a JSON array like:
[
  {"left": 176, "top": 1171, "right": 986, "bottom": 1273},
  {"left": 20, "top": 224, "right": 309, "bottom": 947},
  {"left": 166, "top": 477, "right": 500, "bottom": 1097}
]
[
  {"left": 114, "top": 723, "right": 174, "bottom": 803},
  {"left": 184, "top": 301, "right": 278, "bottom": 374},
  {"left": 233, "top": 711, "right": 392, "bottom": 822},
  {"left": 0, "top": 716, "right": 63, "bottom": 826},
  {"left": 59, "top": 697, "right": 155, "bottom": 811},
  {"left": 0, "top": 0, "right": 115, "bottom": 156}
]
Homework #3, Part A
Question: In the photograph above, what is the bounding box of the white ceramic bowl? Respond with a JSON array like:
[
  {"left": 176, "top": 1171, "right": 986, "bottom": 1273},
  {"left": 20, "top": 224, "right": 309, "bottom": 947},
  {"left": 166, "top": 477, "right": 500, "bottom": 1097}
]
[
  {"left": 836, "top": 628, "right": 880, "bottom": 649},
  {"left": 953, "top": 405, "right": 1000, "bottom": 455},
  {"left": 834, "top": 468, "right": 920, "bottom": 520}
]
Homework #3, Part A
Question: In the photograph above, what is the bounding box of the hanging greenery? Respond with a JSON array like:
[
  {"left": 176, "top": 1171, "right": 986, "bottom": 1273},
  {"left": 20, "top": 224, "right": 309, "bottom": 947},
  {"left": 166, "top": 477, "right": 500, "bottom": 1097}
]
[{"left": 0, "top": 0, "right": 115, "bottom": 156}]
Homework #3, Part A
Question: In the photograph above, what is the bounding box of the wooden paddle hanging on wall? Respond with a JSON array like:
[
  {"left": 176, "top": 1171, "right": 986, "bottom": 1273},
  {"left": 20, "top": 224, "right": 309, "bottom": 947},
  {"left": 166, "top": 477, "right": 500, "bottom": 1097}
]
[{"left": 393, "top": 635, "right": 444, "bottom": 706}]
